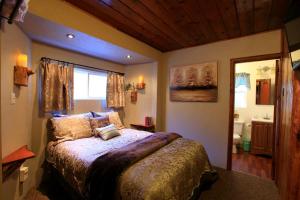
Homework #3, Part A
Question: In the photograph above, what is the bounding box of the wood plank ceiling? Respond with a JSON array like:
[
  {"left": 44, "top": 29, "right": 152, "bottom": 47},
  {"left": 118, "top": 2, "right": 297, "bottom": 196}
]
[{"left": 66, "top": 0, "right": 290, "bottom": 52}]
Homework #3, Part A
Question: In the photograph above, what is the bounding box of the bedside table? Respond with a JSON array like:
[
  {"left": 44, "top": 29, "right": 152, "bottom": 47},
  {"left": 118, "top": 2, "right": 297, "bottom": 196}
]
[{"left": 130, "top": 124, "right": 155, "bottom": 133}]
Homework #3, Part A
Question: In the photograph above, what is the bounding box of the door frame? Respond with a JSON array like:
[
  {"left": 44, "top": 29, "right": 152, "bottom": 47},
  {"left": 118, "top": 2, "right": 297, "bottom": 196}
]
[{"left": 227, "top": 53, "right": 282, "bottom": 180}]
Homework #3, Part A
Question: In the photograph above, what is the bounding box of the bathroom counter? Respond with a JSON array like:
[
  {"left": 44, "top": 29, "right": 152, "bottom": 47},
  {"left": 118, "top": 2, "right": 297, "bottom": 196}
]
[{"left": 251, "top": 118, "right": 273, "bottom": 123}]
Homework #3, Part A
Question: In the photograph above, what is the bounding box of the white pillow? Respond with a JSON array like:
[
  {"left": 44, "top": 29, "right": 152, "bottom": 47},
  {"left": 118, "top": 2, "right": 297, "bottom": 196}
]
[{"left": 95, "top": 124, "right": 121, "bottom": 140}]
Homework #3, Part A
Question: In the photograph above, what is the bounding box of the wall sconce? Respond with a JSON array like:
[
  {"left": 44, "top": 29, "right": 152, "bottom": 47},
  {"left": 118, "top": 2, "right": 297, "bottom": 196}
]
[
  {"left": 14, "top": 54, "right": 34, "bottom": 87},
  {"left": 136, "top": 75, "right": 145, "bottom": 90}
]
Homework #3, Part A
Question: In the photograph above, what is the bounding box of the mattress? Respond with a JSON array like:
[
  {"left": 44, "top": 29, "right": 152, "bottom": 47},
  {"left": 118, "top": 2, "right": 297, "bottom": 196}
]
[{"left": 47, "top": 128, "right": 214, "bottom": 200}]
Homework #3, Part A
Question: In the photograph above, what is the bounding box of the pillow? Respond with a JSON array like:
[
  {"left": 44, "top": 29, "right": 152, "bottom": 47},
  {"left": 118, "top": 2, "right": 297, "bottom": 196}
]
[
  {"left": 94, "top": 124, "right": 121, "bottom": 140},
  {"left": 51, "top": 111, "right": 67, "bottom": 118},
  {"left": 51, "top": 116, "right": 92, "bottom": 141},
  {"left": 90, "top": 116, "right": 110, "bottom": 133},
  {"left": 108, "top": 112, "right": 125, "bottom": 129},
  {"left": 91, "top": 111, "right": 109, "bottom": 118}
]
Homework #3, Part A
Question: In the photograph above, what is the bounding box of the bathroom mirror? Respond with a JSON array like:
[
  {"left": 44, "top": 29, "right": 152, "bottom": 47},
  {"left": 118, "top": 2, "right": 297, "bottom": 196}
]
[{"left": 256, "top": 79, "right": 274, "bottom": 105}]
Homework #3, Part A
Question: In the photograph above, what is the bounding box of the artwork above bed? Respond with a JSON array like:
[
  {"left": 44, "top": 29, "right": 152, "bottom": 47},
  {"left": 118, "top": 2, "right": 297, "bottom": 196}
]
[{"left": 170, "top": 62, "right": 218, "bottom": 102}]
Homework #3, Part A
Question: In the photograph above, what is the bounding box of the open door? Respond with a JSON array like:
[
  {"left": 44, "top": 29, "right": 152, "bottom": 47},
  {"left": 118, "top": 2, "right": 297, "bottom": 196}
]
[
  {"left": 288, "top": 71, "right": 300, "bottom": 199},
  {"left": 276, "top": 31, "right": 300, "bottom": 200},
  {"left": 227, "top": 53, "right": 281, "bottom": 180}
]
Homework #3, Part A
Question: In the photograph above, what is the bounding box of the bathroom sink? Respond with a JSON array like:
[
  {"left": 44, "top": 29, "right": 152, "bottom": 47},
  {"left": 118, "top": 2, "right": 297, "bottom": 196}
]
[{"left": 251, "top": 117, "right": 273, "bottom": 123}]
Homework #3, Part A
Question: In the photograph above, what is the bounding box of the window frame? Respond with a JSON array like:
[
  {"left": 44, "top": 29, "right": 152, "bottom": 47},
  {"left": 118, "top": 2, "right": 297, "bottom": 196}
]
[
  {"left": 234, "top": 85, "right": 248, "bottom": 108},
  {"left": 73, "top": 67, "right": 107, "bottom": 100}
]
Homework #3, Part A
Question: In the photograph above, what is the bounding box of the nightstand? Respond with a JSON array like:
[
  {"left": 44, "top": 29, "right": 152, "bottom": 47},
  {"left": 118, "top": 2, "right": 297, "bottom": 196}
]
[{"left": 130, "top": 124, "right": 155, "bottom": 133}]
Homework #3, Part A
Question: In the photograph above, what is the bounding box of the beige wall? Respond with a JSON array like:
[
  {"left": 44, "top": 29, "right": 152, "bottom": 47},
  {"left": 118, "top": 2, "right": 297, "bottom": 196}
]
[
  {"left": 124, "top": 63, "right": 157, "bottom": 127},
  {"left": 163, "top": 30, "right": 281, "bottom": 168},
  {"left": 73, "top": 100, "right": 106, "bottom": 114},
  {"left": 235, "top": 60, "right": 276, "bottom": 126},
  {"left": 1, "top": 24, "right": 33, "bottom": 200}
]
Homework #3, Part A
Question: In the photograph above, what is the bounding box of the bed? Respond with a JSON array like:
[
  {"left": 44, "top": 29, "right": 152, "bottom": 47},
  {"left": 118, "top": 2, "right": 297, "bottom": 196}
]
[{"left": 46, "top": 113, "right": 217, "bottom": 200}]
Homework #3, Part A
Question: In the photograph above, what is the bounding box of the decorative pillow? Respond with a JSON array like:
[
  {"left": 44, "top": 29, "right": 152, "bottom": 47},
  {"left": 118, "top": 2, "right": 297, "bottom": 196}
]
[
  {"left": 51, "top": 111, "right": 67, "bottom": 118},
  {"left": 108, "top": 112, "right": 125, "bottom": 129},
  {"left": 51, "top": 116, "right": 92, "bottom": 141},
  {"left": 91, "top": 111, "right": 103, "bottom": 118},
  {"left": 90, "top": 116, "right": 110, "bottom": 133},
  {"left": 91, "top": 111, "right": 111, "bottom": 118},
  {"left": 94, "top": 124, "right": 121, "bottom": 140}
]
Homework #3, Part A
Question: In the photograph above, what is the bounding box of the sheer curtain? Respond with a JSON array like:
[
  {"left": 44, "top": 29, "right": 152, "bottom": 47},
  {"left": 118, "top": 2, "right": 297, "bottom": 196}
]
[
  {"left": 106, "top": 72, "right": 125, "bottom": 108},
  {"left": 40, "top": 59, "right": 74, "bottom": 113}
]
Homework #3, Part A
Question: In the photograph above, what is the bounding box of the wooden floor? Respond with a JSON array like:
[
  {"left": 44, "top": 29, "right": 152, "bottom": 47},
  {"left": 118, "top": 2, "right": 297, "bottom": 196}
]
[{"left": 232, "top": 151, "right": 272, "bottom": 179}]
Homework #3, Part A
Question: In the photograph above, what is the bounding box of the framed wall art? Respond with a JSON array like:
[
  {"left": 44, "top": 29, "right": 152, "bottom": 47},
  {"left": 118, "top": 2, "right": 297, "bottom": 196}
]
[{"left": 170, "top": 62, "right": 218, "bottom": 102}]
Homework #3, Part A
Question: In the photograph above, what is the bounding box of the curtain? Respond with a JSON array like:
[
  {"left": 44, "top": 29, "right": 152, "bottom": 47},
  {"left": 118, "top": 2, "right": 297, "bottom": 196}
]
[
  {"left": 40, "top": 59, "right": 74, "bottom": 113},
  {"left": 106, "top": 72, "right": 125, "bottom": 108},
  {"left": 235, "top": 73, "right": 251, "bottom": 89}
]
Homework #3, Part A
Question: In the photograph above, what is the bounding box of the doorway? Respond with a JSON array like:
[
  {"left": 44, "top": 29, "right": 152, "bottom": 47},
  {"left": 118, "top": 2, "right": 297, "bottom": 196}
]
[{"left": 227, "top": 54, "right": 281, "bottom": 180}]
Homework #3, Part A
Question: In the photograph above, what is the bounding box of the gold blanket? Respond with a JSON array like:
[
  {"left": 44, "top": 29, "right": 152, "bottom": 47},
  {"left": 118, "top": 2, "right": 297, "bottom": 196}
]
[{"left": 47, "top": 129, "right": 214, "bottom": 200}]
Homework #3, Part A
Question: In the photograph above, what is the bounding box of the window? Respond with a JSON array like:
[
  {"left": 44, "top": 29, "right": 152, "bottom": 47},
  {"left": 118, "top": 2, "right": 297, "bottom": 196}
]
[
  {"left": 74, "top": 67, "right": 107, "bottom": 100},
  {"left": 234, "top": 85, "right": 248, "bottom": 108}
]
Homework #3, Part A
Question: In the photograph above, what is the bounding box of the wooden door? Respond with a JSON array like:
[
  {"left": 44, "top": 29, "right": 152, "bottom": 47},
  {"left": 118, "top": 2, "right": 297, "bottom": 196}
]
[
  {"left": 289, "top": 71, "right": 300, "bottom": 199},
  {"left": 277, "top": 30, "right": 300, "bottom": 200}
]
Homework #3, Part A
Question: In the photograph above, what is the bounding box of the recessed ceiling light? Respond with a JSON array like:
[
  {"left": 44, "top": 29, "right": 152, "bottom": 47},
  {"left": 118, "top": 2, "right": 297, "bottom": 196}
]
[
  {"left": 126, "top": 55, "right": 132, "bottom": 59},
  {"left": 66, "top": 34, "right": 75, "bottom": 39}
]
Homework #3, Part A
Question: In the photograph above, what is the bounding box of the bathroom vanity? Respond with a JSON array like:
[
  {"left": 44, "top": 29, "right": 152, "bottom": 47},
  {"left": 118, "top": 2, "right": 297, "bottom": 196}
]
[{"left": 251, "top": 119, "right": 273, "bottom": 156}]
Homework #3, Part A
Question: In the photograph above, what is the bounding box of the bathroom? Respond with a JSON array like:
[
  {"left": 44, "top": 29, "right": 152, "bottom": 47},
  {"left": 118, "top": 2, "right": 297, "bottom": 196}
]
[{"left": 232, "top": 59, "right": 277, "bottom": 179}]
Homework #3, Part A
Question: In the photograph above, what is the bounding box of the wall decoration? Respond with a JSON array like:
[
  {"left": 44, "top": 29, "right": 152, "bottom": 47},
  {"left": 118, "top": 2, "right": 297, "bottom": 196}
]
[
  {"left": 14, "top": 54, "right": 34, "bottom": 87},
  {"left": 170, "top": 62, "right": 218, "bottom": 102},
  {"left": 136, "top": 75, "right": 145, "bottom": 90},
  {"left": 125, "top": 82, "right": 138, "bottom": 103},
  {"left": 130, "top": 91, "right": 137, "bottom": 103}
]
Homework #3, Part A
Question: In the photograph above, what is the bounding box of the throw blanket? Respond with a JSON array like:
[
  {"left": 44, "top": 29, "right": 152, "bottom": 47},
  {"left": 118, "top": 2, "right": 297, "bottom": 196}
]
[{"left": 84, "top": 132, "right": 181, "bottom": 200}]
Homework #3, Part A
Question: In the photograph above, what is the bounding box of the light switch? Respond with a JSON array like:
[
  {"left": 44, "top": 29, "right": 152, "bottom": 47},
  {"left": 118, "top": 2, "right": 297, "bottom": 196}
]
[
  {"left": 11, "top": 92, "right": 16, "bottom": 104},
  {"left": 19, "top": 165, "right": 29, "bottom": 182}
]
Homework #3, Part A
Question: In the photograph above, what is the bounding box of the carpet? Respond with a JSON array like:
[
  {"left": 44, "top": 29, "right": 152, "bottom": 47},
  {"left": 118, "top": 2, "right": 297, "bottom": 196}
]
[
  {"left": 200, "top": 168, "right": 279, "bottom": 200},
  {"left": 25, "top": 167, "right": 279, "bottom": 200}
]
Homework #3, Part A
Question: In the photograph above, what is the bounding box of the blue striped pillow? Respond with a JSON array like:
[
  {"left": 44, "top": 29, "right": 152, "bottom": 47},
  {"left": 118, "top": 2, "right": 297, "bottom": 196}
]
[{"left": 95, "top": 124, "right": 120, "bottom": 140}]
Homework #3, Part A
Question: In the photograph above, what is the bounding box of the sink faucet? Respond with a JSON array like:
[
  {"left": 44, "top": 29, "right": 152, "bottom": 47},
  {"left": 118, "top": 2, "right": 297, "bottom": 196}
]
[{"left": 264, "top": 113, "right": 270, "bottom": 120}]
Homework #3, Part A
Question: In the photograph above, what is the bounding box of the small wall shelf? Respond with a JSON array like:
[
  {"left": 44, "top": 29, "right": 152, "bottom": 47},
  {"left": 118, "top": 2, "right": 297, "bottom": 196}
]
[{"left": 2, "top": 145, "right": 35, "bottom": 182}]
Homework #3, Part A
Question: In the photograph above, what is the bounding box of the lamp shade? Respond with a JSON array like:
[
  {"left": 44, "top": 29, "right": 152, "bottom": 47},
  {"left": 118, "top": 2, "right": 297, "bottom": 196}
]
[
  {"left": 138, "top": 75, "right": 144, "bottom": 84},
  {"left": 16, "top": 54, "right": 28, "bottom": 67}
]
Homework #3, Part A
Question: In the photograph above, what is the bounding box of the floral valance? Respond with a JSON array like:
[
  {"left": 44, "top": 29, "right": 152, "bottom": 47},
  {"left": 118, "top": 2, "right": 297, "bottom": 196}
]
[{"left": 235, "top": 73, "right": 251, "bottom": 89}]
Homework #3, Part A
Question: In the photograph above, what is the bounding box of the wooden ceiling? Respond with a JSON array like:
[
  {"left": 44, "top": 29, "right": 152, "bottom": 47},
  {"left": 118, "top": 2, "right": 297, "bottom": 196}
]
[{"left": 66, "top": 0, "right": 291, "bottom": 52}]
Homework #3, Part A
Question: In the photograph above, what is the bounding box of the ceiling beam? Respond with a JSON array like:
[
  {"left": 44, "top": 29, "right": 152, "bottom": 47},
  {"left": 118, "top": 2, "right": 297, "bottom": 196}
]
[{"left": 235, "top": 0, "right": 254, "bottom": 35}]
